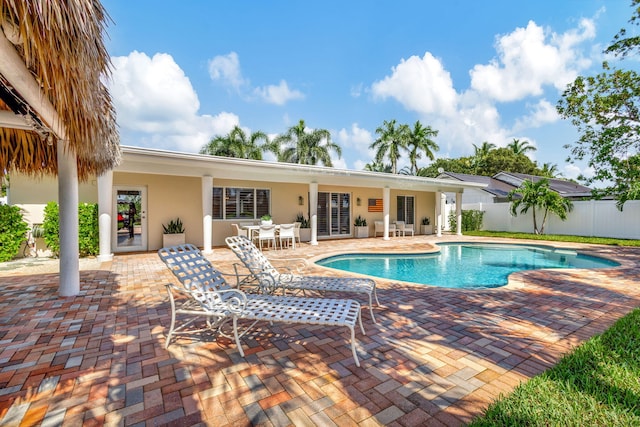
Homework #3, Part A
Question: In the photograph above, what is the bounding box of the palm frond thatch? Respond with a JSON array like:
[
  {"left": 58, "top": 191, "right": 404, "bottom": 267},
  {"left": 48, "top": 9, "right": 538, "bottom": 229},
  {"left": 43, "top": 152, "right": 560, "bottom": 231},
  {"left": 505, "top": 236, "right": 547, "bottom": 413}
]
[{"left": 0, "top": 0, "right": 120, "bottom": 180}]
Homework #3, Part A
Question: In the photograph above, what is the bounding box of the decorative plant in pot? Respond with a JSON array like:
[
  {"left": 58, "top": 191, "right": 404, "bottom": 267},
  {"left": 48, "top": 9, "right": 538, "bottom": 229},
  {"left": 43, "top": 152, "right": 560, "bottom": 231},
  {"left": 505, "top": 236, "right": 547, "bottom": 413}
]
[
  {"left": 162, "top": 217, "right": 185, "bottom": 247},
  {"left": 294, "top": 213, "right": 311, "bottom": 242},
  {"left": 420, "top": 216, "right": 432, "bottom": 235},
  {"left": 260, "top": 214, "right": 272, "bottom": 226},
  {"left": 354, "top": 215, "right": 368, "bottom": 238}
]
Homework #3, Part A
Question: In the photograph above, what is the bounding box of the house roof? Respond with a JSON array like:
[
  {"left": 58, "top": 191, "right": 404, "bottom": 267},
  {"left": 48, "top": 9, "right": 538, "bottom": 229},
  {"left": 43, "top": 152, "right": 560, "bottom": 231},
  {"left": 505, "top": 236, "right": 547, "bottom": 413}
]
[
  {"left": 118, "top": 146, "right": 487, "bottom": 193},
  {"left": 0, "top": 0, "right": 120, "bottom": 180},
  {"left": 438, "top": 171, "right": 593, "bottom": 199}
]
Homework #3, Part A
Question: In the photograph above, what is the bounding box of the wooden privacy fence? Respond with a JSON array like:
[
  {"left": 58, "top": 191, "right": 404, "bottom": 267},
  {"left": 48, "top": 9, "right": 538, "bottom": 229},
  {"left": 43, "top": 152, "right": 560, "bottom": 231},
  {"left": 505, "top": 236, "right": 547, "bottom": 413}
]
[{"left": 462, "top": 200, "right": 640, "bottom": 239}]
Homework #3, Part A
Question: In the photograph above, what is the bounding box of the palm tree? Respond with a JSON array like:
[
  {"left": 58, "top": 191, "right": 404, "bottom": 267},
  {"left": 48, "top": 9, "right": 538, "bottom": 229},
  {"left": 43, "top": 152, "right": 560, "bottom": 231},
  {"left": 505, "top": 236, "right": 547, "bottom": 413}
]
[
  {"left": 508, "top": 178, "right": 573, "bottom": 234},
  {"left": 406, "top": 121, "right": 439, "bottom": 174},
  {"left": 539, "top": 162, "right": 562, "bottom": 178},
  {"left": 508, "top": 138, "right": 537, "bottom": 156},
  {"left": 273, "top": 119, "right": 342, "bottom": 166},
  {"left": 363, "top": 161, "right": 393, "bottom": 173},
  {"left": 370, "top": 119, "right": 409, "bottom": 174},
  {"left": 200, "top": 125, "right": 268, "bottom": 160},
  {"left": 472, "top": 141, "right": 496, "bottom": 173}
]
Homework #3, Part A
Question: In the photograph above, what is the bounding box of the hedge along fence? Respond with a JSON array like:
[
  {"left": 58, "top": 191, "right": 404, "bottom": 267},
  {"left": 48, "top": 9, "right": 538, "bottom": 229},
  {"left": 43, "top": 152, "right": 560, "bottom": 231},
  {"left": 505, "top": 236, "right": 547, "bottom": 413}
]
[
  {"left": 43, "top": 202, "right": 99, "bottom": 257},
  {"left": 448, "top": 209, "right": 484, "bottom": 232},
  {"left": 0, "top": 204, "right": 30, "bottom": 262}
]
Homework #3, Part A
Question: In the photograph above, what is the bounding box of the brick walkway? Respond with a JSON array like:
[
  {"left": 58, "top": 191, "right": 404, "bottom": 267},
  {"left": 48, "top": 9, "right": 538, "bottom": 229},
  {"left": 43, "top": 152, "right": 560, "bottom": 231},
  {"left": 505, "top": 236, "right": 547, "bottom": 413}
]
[{"left": 1, "top": 236, "right": 639, "bottom": 426}]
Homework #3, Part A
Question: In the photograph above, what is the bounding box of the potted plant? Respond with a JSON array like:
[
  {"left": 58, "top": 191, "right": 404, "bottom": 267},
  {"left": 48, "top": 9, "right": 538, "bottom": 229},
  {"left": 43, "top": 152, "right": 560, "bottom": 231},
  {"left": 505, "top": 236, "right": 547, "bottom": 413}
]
[
  {"left": 162, "top": 217, "right": 185, "bottom": 247},
  {"left": 260, "top": 214, "right": 272, "bottom": 226},
  {"left": 420, "top": 217, "right": 432, "bottom": 235},
  {"left": 294, "top": 213, "right": 311, "bottom": 242},
  {"left": 354, "top": 215, "right": 368, "bottom": 238}
]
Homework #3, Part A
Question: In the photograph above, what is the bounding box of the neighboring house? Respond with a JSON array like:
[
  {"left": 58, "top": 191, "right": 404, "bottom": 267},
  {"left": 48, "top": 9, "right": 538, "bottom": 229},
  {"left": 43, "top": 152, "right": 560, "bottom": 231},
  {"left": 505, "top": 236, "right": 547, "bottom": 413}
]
[
  {"left": 437, "top": 171, "right": 593, "bottom": 204},
  {"left": 9, "top": 146, "right": 486, "bottom": 258}
]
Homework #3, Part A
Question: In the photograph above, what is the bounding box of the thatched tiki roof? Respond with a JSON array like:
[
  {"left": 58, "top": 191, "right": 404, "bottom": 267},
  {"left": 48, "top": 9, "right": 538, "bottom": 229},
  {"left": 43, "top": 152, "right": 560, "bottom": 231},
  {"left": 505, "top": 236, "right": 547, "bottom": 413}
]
[{"left": 0, "top": 0, "right": 120, "bottom": 181}]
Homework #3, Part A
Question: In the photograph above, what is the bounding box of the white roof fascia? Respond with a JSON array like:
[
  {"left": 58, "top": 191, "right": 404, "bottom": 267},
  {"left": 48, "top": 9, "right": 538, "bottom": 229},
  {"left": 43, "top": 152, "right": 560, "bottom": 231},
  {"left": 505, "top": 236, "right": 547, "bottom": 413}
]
[{"left": 117, "top": 145, "right": 486, "bottom": 193}]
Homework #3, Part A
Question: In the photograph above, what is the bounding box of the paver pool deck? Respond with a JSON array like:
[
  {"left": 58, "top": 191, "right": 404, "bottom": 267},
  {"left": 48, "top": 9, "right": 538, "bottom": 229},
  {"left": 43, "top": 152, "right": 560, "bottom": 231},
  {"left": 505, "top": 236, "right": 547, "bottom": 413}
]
[{"left": 0, "top": 235, "right": 639, "bottom": 426}]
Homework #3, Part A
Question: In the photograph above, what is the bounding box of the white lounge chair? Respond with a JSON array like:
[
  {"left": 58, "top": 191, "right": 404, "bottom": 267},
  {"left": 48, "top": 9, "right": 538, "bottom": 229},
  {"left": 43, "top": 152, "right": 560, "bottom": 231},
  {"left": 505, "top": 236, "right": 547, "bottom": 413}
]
[
  {"left": 225, "top": 236, "right": 380, "bottom": 323},
  {"left": 158, "top": 244, "right": 365, "bottom": 366}
]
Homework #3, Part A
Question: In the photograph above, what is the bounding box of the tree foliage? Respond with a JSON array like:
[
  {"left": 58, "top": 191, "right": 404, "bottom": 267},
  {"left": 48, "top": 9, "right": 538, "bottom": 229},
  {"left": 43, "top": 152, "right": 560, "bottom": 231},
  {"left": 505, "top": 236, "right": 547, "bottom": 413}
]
[
  {"left": 273, "top": 119, "right": 341, "bottom": 166},
  {"left": 508, "top": 178, "right": 574, "bottom": 235},
  {"left": 557, "top": 1, "right": 640, "bottom": 209},
  {"left": 200, "top": 125, "right": 269, "bottom": 160}
]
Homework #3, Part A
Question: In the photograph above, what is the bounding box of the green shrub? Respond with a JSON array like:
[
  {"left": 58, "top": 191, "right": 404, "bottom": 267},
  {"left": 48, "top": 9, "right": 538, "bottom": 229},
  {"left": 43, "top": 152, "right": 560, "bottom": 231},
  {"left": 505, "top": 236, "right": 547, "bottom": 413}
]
[
  {"left": 78, "top": 203, "right": 99, "bottom": 257},
  {"left": 43, "top": 202, "right": 100, "bottom": 257},
  {"left": 0, "top": 205, "right": 29, "bottom": 262},
  {"left": 449, "top": 209, "right": 484, "bottom": 232},
  {"left": 43, "top": 202, "right": 60, "bottom": 256}
]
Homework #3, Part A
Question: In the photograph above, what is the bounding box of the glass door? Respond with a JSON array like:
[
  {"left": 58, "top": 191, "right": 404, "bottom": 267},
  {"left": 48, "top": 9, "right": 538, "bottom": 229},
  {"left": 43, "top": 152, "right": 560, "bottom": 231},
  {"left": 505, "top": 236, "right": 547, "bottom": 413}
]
[
  {"left": 318, "top": 192, "right": 351, "bottom": 237},
  {"left": 113, "top": 186, "right": 147, "bottom": 252}
]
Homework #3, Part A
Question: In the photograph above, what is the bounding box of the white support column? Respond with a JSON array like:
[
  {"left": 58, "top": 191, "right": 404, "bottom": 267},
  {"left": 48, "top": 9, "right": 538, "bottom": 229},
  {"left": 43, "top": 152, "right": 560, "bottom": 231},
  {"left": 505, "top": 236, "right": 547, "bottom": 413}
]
[
  {"left": 456, "top": 192, "right": 463, "bottom": 236},
  {"left": 97, "top": 170, "right": 113, "bottom": 262},
  {"left": 202, "top": 176, "right": 213, "bottom": 254},
  {"left": 57, "top": 141, "right": 80, "bottom": 296},
  {"left": 441, "top": 192, "right": 447, "bottom": 235},
  {"left": 309, "top": 183, "right": 318, "bottom": 245},
  {"left": 435, "top": 191, "right": 442, "bottom": 237},
  {"left": 383, "top": 187, "right": 391, "bottom": 240}
]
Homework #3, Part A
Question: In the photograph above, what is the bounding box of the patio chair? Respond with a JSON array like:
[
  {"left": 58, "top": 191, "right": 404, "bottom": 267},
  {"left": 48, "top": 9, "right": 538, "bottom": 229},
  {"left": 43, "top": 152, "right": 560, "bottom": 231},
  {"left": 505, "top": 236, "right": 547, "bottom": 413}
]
[
  {"left": 374, "top": 220, "right": 395, "bottom": 237},
  {"left": 225, "top": 236, "right": 380, "bottom": 323},
  {"left": 279, "top": 223, "right": 296, "bottom": 249},
  {"left": 258, "top": 224, "right": 277, "bottom": 250},
  {"left": 230, "top": 223, "right": 248, "bottom": 238},
  {"left": 294, "top": 221, "right": 302, "bottom": 244},
  {"left": 395, "top": 221, "right": 415, "bottom": 237},
  {"left": 158, "top": 244, "right": 365, "bottom": 366}
]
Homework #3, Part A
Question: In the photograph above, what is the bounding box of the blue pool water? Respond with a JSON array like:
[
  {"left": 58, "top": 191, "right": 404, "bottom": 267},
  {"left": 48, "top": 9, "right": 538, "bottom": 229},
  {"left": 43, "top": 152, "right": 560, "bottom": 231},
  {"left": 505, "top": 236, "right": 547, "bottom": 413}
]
[{"left": 316, "top": 243, "right": 619, "bottom": 288}]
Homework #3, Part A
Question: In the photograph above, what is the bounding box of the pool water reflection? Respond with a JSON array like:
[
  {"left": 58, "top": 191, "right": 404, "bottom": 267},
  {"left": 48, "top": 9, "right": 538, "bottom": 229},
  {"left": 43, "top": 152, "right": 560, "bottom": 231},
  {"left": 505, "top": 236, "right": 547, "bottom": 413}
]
[{"left": 316, "top": 242, "right": 619, "bottom": 288}]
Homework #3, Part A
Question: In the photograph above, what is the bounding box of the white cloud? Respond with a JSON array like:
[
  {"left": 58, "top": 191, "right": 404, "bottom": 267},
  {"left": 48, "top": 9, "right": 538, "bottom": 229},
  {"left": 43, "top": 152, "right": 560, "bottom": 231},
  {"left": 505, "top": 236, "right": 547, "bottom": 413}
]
[
  {"left": 512, "top": 99, "right": 560, "bottom": 132},
  {"left": 371, "top": 52, "right": 458, "bottom": 116},
  {"left": 470, "top": 19, "right": 595, "bottom": 102},
  {"left": 109, "top": 51, "right": 238, "bottom": 152},
  {"left": 208, "top": 52, "right": 247, "bottom": 90},
  {"left": 208, "top": 52, "right": 304, "bottom": 105},
  {"left": 254, "top": 80, "right": 304, "bottom": 105},
  {"left": 336, "top": 123, "right": 375, "bottom": 168}
]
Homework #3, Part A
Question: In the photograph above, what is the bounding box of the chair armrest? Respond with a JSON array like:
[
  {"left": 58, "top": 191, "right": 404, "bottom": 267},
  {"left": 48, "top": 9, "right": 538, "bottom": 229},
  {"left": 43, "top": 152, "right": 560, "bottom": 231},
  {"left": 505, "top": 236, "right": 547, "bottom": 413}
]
[
  {"left": 269, "top": 257, "right": 309, "bottom": 273},
  {"left": 167, "top": 282, "right": 248, "bottom": 314}
]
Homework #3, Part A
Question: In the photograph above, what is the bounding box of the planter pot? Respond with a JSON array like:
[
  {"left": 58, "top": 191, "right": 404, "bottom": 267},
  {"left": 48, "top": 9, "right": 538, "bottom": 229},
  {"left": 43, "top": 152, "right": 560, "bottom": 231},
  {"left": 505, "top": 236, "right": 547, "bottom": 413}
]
[
  {"left": 163, "top": 233, "right": 185, "bottom": 247},
  {"left": 420, "top": 225, "right": 433, "bottom": 235},
  {"left": 355, "top": 226, "right": 369, "bottom": 238},
  {"left": 299, "top": 228, "right": 311, "bottom": 242},
  {"left": 261, "top": 220, "right": 272, "bottom": 226}
]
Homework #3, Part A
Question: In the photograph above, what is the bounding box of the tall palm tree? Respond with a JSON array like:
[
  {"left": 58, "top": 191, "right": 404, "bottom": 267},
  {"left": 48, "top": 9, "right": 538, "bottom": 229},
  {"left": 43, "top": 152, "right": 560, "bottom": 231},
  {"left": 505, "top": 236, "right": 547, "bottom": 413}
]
[
  {"left": 200, "top": 125, "right": 269, "bottom": 160},
  {"left": 508, "top": 178, "right": 573, "bottom": 234},
  {"left": 406, "top": 121, "right": 439, "bottom": 174},
  {"left": 370, "top": 119, "right": 409, "bottom": 174},
  {"left": 472, "top": 141, "right": 496, "bottom": 173},
  {"left": 273, "top": 119, "right": 342, "bottom": 166},
  {"left": 507, "top": 138, "right": 537, "bottom": 156}
]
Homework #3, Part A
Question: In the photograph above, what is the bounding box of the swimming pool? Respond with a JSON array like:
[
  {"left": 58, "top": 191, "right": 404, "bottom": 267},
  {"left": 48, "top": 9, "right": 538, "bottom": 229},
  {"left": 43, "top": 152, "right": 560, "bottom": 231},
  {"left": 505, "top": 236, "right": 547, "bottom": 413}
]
[{"left": 316, "top": 242, "right": 620, "bottom": 288}]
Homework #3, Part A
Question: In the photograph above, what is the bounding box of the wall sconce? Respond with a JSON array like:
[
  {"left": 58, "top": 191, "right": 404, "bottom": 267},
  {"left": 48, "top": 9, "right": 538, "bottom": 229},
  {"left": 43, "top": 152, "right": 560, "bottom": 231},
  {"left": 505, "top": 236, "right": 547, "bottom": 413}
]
[
  {"left": 356, "top": 197, "right": 361, "bottom": 206},
  {"left": 298, "top": 195, "right": 304, "bottom": 206}
]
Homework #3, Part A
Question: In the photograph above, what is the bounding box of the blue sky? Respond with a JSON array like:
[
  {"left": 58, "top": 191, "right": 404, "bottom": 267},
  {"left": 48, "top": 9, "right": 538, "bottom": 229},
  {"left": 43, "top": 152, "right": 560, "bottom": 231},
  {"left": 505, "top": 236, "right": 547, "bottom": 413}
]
[{"left": 102, "top": 1, "right": 633, "bottom": 180}]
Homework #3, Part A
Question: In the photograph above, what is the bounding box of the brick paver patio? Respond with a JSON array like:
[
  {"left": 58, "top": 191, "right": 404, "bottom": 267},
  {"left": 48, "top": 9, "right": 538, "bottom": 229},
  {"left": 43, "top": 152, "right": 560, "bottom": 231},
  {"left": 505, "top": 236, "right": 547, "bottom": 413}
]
[{"left": 1, "top": 235, "right": 639, "bottom": 426}]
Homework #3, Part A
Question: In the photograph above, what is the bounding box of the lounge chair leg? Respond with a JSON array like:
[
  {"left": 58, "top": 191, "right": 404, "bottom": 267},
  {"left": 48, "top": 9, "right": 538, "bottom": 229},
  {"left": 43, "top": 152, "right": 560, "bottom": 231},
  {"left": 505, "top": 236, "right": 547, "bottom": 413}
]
[
  {"left": 165, "top": 285, "right": 176, "bottom": 349},
  {"left": 368, "top": 294, "right": 377, "bottom": 324},
  {"left": 233, "top": 317, "right": 245, "bottom": 357},
  {"left": 349, "top": 325, "right": 360, "bottom": 367},
  {"left": 373, "top": 288, "right": 380, "bottom": 306}
]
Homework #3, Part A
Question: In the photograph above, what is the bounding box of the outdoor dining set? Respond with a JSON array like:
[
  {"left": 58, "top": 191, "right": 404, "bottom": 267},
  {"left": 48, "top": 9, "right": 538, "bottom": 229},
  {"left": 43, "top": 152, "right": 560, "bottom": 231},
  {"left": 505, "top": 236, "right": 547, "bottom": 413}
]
[{"left": 230, "top": 221, "right": 301, "bottom": 251}]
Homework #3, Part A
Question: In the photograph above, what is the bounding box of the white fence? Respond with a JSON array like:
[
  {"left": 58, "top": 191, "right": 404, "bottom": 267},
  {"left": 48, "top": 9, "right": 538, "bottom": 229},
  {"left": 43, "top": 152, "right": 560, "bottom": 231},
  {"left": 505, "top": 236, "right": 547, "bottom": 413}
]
[{"left": 462, "top": 199, "right": 640, "bottom": 239}]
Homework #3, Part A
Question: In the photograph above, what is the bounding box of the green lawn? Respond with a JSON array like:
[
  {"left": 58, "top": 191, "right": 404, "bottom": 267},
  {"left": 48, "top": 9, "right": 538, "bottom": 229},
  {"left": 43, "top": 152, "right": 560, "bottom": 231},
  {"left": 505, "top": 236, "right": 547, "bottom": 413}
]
[
  {"left": 465, "top": 230, "right": 640, "bottom": 247},
  {"left": 470, "top": 308, "right": 640, "bottom": 426}
]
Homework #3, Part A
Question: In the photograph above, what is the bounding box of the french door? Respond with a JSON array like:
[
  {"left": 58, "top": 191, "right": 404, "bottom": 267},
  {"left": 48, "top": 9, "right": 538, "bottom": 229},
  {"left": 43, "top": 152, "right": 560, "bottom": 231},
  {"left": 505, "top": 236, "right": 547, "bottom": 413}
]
[
  {"left": 317, "top": 192, "right": 351, "bottom": 237},
  {"left": 113, "top": 186, "right": 147, "bottom": 252}
]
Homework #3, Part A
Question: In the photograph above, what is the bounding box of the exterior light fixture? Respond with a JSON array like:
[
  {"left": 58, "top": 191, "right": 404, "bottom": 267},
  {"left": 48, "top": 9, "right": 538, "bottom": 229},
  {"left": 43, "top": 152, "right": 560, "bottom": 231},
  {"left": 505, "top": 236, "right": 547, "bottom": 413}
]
[{"left": 298, "top": 195, "right": 304, "bottom": 205}]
